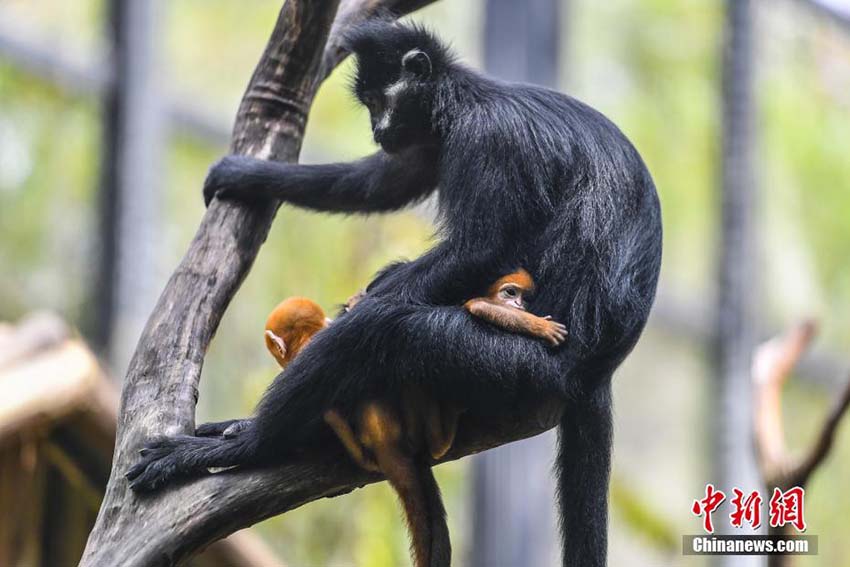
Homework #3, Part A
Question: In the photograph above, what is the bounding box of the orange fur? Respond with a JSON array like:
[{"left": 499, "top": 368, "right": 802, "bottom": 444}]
[
  {"left": 264, "top": 296, "right": 454, "bottom": 567},
  {"left": 358, "top": 403, "right": 433, "bottom": 567},
  {"left": 466, "top": 268, "right": 568, "bottom": 347},
  {"left": 264, "top": 297, "right": 327, "bottom": 367},
  {"left": 485, "top": 268, "right": 534, "bottom": 297}
]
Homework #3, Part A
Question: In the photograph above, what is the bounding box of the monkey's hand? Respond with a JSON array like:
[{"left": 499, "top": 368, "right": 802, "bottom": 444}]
[
  {"left": 536, "top": 316, "right": 568, "bottom": 347},
  {"left": 203, "top": 155, "right": 267, "bottom": 207},
  {"left": 344, "top": 290, "right": 367, "bottom": 312},
  {"left": 196, "top": 418, "right": 254, "bottom": 439}
]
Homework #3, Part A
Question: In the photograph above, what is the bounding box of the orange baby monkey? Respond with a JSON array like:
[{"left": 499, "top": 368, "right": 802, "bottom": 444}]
[
  {"left": 264, "top": 295, "right": 456, "bottom": 567},
  {"left": 264, "top": 297, "right": 331, "bottom": 368},
  {"left": 464, "top": 269, "right": 567, "bottom": 346},
  {"left": 263, "top": 269, "right": 565, "bottom": 567}
]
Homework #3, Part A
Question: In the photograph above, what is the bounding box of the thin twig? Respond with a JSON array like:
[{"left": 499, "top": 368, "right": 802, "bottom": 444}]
[
  {"left": 752, "top": 319, "right": 850, "bottom": 489},
  {"left": 752, "top": 320, "right": 817, "bottom": 480},
  {"left": 789, "top": 372, "right": 850, "bottom": 487}
]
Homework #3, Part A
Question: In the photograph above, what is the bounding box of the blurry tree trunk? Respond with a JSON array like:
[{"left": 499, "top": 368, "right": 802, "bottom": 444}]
[
  {"left": 92, "top": 0, "right": 164, "bottom": 375},
  {"left": 716, "top": 1, "right": 762, "bottom": 566},
  {"left": 473, "top": 1, "right": 562, "bottom": 566}
]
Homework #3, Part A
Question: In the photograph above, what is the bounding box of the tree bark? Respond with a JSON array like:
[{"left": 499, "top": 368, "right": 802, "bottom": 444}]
[{"left": 81, "top": 2, "right": 564, "bottom": 565}]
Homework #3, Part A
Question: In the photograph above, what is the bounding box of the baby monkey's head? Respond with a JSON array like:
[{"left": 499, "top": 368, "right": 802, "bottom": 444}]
[{"left": 487, "top": 269, "right": 535, "bottom": 310}]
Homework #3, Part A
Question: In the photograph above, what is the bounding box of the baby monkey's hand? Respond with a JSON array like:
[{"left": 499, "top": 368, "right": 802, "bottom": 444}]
[{"left": 538, "top": 316, "right": 568, "bottom": 347}]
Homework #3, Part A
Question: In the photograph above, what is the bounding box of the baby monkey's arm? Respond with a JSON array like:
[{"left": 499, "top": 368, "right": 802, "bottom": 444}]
[{"left": 464, "top": 269, "right": 567, "bottom": 347}]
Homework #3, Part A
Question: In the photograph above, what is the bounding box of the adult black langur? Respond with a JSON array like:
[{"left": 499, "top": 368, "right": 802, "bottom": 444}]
[{"left": 127, "top": 20, "right": 662, "bottom": 567}]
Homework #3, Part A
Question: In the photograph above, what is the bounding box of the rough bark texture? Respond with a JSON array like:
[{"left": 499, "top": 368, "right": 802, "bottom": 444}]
[{"left": 81, "top": 2, "right": 563, "bottom": 565}]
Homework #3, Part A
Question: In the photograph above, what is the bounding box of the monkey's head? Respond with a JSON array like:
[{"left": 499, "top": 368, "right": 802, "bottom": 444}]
[
  {"left": 265, "top": 297, "right": 329, "bottom": 368},
  {"left": 487, "top": 269, "right": 535, "bottom": 310},
  {"left": 346, "top": 21, "right": 454, "bottom": 153}
]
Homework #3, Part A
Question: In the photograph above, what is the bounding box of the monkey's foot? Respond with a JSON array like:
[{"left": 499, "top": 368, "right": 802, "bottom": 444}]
[
  {"left": 126, "top": 435, "right": 243, "bottom": 492},
  {"left": 196, "top": 418, "right": 252, "bottom": 438},
  {"left": 222, "top": 419, "right": 253, "bottom": 439},
  {"left": 126, "top": 436, "right": 194, "bottom": 493}
]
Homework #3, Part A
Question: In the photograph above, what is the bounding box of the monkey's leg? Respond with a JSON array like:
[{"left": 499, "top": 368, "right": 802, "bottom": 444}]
[
  {"left": 360, "top": 403, "right": 450, "bottom": 567},
  {"left": 234, "top": 298, "right": 565, "bottom": 481},
  {"left": 323, "top": 409, "right": 379, "bottom": 472},
  {"left": 126, "top": 429, "right": 261, "bottom": 493},
  {"left": 424, "top": 402, "right": 461, "bottom": 461}
]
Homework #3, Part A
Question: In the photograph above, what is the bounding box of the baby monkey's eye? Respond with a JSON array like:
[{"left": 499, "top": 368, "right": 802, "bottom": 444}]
[{"left": 503, "top": 286, "right": 518, "bottom": 297}]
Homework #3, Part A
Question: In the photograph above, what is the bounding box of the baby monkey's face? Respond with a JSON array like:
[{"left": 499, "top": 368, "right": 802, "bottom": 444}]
[{"left": 496, "top": 282, "right": 526, "bottom": 310}]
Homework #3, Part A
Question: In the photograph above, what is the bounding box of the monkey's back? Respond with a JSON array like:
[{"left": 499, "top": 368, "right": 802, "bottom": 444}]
[{"left": 439, "top": 75, "right": 663, "bottom": 373}]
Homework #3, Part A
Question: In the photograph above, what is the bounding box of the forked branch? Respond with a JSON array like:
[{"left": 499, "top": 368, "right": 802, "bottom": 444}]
[{"left": 752, "top": 320, "right": 850, "bottom": 489}]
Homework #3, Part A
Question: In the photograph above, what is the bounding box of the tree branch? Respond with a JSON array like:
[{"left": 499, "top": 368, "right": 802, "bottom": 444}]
[
  {"left": 319, "top": 0, "right": 440, "bottom": 80},
  {"left": 752, "top": 320, "right": 817, "bottom": 482},
  {"left": 82, "top": 2, "right": 561, "bottom": 565},
  {"left": 752, "top": 319, "right": 850, "bottom": 489},
  {"left": 789, "top": 370, "right": 850, "bottom": 487}
]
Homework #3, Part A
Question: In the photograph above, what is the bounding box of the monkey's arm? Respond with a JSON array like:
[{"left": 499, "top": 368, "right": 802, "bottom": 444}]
[
  {"left": 365, "top": 244, "right": 513, "bottom": 306},
  {"left": 204, "top": 147, "right": 438, "bottom": 212},
  {"left": 464, "top": 299, "right": 567, "bottom": 346}
]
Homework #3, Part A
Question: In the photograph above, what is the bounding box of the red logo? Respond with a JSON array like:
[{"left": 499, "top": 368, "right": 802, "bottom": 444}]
[
  {"left": 692, "top": 484, "right": 726, "bottom": 534},
  {"left": 691, "top": 485, "right": 806, "bottom": 533},
  {"left": 730, "top": 488, "right": 762, "bottom": 529},
  {"left": 769, "top": 487, "right": 807, "bottom": 532}
]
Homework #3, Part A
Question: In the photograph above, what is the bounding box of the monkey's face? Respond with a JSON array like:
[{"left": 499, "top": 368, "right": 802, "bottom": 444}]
[
  {"left": 496, "top": 283, "right": 526, "bottom": 310},
  {"left": 354, "top": 49, "right": 436, "bottom": 153}
]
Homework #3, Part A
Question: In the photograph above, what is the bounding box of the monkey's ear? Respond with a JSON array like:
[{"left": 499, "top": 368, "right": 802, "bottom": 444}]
[{"left": 402, "top": 49, "right": 431, "bottom": 79}]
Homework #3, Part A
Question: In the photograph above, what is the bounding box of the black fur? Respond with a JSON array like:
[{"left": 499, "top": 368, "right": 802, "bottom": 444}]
[
  {"left": 415, "top": 455, "right": 451, "bottom": 567},
  {"left": 133, "top": 20, "right": 662, "bottom": 567}
]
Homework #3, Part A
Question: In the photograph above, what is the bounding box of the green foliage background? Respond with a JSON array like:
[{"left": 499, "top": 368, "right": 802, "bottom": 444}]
[{"left": 1, "top": 0, "right": 849, "bottom": 565}]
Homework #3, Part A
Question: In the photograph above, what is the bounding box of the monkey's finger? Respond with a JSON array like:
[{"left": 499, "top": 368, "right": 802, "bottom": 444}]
[
  {"left": 547, "top": 330, "right": 567, "bottom": 346},
  {"left": 203, "top": 156, "right": 240, "bottom": 207},
  {"left": 543, "top": 315, "right": 553, "bottom": 320}
]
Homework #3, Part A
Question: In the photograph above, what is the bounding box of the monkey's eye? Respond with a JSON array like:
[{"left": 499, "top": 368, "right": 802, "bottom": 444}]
[
  {"left": 503, "top": 287, "right": 518, "bottom": 298},
  {"left": 361, "top": 93, "right": 383, "bottom": 113}
]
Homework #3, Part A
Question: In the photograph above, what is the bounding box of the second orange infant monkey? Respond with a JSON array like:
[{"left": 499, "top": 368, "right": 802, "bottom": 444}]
[{"left": 263, "top": 269, "right": 565, "bottom": 567}]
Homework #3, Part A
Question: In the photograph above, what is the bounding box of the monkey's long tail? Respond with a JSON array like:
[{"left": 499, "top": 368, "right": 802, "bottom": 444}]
[
  {"left": 556, "top": 384, "right": 613, "bottom": 567},
  {"left": 378, "top": 449, "right": 451, "bottom": 567}
]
